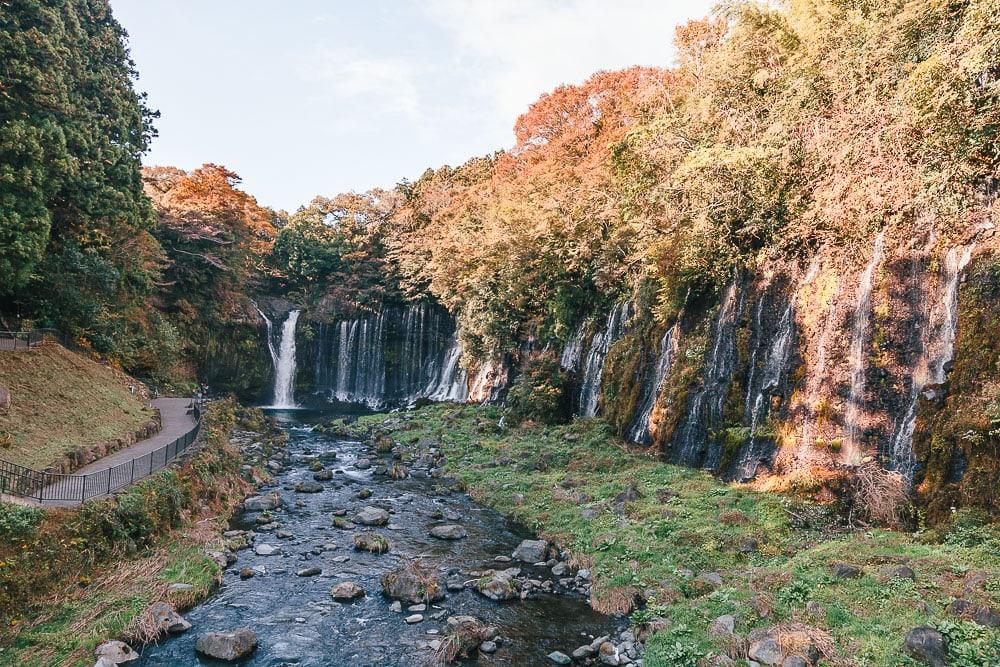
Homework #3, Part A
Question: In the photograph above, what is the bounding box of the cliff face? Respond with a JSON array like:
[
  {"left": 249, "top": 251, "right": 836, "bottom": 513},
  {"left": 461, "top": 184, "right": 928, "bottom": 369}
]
[{"left": 582, "top": 226, "right": 999, "bottom": 518}]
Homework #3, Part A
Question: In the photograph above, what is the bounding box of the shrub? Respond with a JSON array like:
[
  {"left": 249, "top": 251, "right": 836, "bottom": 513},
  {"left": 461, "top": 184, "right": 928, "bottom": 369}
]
[{"left": 504, "top": 352, "right": 572, "bottom": 426}]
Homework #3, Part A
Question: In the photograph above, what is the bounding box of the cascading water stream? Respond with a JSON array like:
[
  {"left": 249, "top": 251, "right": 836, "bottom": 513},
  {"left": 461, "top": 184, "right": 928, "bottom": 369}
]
[
  {"left": 626, "top": 324, "right": 678, "bottom": 444},
  {"left": 560, "top": 324, "right": 587, "bottom": 372},
  {"left": 844, "top": 230, "right": 886, "bottom": 458},
  {"left": 889, "top": 243, "right": 975, "bottom": 479},
  {"left": 577, "top": 301, "right": 633, "bottom": 417},
  {"left": 271, "top": 310, "right": 300, "bottom": 408}
]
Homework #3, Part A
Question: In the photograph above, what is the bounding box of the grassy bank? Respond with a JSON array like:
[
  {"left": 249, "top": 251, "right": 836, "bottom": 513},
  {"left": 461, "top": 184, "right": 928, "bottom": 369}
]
[
  {"left": 0, "top": 343, "right": 153, "bottom": 470},
  {"left": 0, "top": 401, "right": 277, "bottom": 667},
  {"left": 353, "top": 405, "right": 1000, "bottom": 667}
]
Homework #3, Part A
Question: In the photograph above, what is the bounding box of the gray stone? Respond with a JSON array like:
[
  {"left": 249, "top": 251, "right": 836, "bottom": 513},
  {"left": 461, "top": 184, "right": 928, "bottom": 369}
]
[
  {"left": 194, "top": 628, "right": 258, "bottom": 662},
  {"left": 296, "top": 567, "right": 321, "bottom": 577},
  {"left": 294, "top": 481, "right": 324, "bottom": 493},
  {"left": 329, "top": 581, "right": 365, "bottom": 600},
  {"left": 405, "top": 614, "right": 424, "bottom": 624},
  {"left": 254, "top": 544, "right": 281, "bottom": 556},
  {"left": 708, "top": 614, "right": 736, "bottom": 638},
  {"left": 512, "top": 539, "right": 548, "bottom": 563},
  {"left": 355, "top": 506, "right": 390, "bottom": 526},
  {"left": 479, "top": 640, "right": 497, "bottom": 653},
  {"left": 94, "top": 640, "right": 138, "bottom": 664},
  {"left": 547, "top": 651, "right": 572, "bottom": 665},
  {"left": 244, "top": 492, "right": 281, "bottom": 511},
  {"left": 573, "top": 644, "right": 598, "bottom": 659},
  {"left": 782, "top": 658, "right": 808, "bottom": 667},
  {"left": 355, "top": 458, "right": 372, "bottom": 469},
  {"left": 830, "top": 562, "right": 862, "bottom": 579},
  {"left": 429, "top": 524, "right": 468, "bottom": 540},
  {"left": 903, "top": 627, "right": 948, "bottom": 667},
  {"left": 748, "top": 638, "right": 784, "bottom": 665},
  {"left": 146, "top": 601, "right": 191, "bottom": 635}
]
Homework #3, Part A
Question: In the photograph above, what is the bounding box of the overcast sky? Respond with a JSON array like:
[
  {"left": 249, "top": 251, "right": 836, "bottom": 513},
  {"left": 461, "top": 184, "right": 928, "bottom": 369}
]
[{"left": 111, "top": 1, "right": 715, "bottom": 211}]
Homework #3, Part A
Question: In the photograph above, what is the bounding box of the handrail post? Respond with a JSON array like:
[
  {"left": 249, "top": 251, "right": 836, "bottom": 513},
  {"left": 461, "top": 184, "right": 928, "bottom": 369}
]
[
  {"left": 107, "top": 468, "right": 112, "bottom": 495},
  {"left": 131, "top": 458, "right": 136, "bottom": 484},
  {"left": 81, "top": 474, "right": 86, "bottom": 501}
]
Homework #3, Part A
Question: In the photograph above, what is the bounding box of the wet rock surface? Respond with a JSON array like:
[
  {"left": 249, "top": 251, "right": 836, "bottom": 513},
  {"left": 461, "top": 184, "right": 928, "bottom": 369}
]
[{"left": 137, "top": 409, "right": 622, "bottom": 666}]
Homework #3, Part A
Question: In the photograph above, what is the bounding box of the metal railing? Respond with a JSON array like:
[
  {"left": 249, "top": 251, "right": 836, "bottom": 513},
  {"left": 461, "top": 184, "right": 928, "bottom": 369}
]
[
  {"left": 0, "top": 329, "right": 61, "bottom": 351},
  {"left": 0, "top": 402, "right": 202, "bottom": 503}
]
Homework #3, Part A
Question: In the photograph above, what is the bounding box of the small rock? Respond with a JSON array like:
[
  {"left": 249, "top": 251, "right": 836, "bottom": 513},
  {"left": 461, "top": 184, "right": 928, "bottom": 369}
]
[
  {"left": 573, "top": 644, "right": 598, "bottom": 660},
  {"left": 782, "top": 658, "right": 808, "bottom": 667},
  {"left": 244, "top": 492, "right": 281, "bottom": 511},
  {"left": 512, "top": 539, "right": 548, "bottom": 563},
  {"left": 390, "top": 601, "right": 402, "bottom": 612},
  {"left": 881, "top": 565, "right": 916, "bottom": 581},
  {"left": 239, "top": 568, "right": 254, "bottom": 580},
  {"left": 708, "top": 614, "right": 736, "bottom": 638},
  {"left": 355, "top": 458, "right": 372, "bottom": 470},
  {"left": 973, "top": 605, "right": 1000, "bottom": 627},
  {"left": 296, "top": 567, "right": 321, "bottom": 577},
  {"left": 146, "top": 601, "right": 191, "bottom": 635},
  {"left": 429, "top": 524, "right": 468, "bottom": 540},
  {"left": 313, "top": 469, "right": 333, "bottom": 481},
  {"left": 355, "top": 506, "right": 390, "bottom": 526},
  {"left": 547, "top": 651, "right": 572, "bottom": 665},
  {"left": 294, "top": 481, "right": 324, "bottom": 493},
  {"left": 94, "top": 640, "right": 138, "bottom": 664},
  {"left": 405, "top": 614, "right": 424, "bottom": 624},
  {"left": 254, "top": 544, "right": 281, "bottom": 556},
  {"left": 830, "top": 562, "right": 862, "bottom": 579},
  {"left": 329, "top": 581, "right": 365, "bottom": 600},
  {"left": 748, "top": 638, "right": 784, "bottom": 665},
  {"left": 903, "top": 626, "right": 948, "bottom": 667},
  {"left": 194, "top": 628, "right": 258, "bottom": 662},
  {"left": 480, "top": 640, "right": 497, "bottom": 653},
  {"left": 552, "top": 562, "right": 568, "bottom": 576}
]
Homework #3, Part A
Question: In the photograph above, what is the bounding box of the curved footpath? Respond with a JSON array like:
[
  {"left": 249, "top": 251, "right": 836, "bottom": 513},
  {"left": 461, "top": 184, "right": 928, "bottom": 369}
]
[{"left": 31, "top": 397, "right": 197, "bottom": 507}]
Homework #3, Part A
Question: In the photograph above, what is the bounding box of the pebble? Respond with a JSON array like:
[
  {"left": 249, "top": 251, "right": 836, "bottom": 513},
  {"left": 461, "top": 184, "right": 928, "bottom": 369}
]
[{"left": 405, "top": 614, "right": 424, "bottom": 624}]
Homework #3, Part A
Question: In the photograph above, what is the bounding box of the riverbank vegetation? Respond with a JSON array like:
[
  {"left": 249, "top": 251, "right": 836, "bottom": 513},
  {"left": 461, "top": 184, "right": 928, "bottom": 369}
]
[
  {"left": 355, "top": 404, "right": 1000, "bottom": 666},
  {"left": 0, "top": 401, "right": 276, "bottom": 666}
]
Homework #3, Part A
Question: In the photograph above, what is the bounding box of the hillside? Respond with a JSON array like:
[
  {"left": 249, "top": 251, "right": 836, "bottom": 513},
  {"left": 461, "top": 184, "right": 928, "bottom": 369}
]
[{"left": 0, "top": 343, "right": 154, "bottom": 470}]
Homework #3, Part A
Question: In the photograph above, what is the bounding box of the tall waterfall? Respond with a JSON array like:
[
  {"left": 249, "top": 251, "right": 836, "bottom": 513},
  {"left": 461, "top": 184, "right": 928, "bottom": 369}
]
[
  {"left": 889, "top": 244, "right": 975, "bottom": 478},
  {"left": 577, "top": 301, "right": 634, "bottom": 417},
  {"left": 254, "top": 306, "right": 301, "bottom": 409},
  {"left": 672, "top": 281, "right": 743, "bottom": 466},
  {"left": 844, "top": 230, "right": 886, "bottom": 457},
  {"left": 313, "top": 303, "right": 469, "bottom": 408},
  {"left": 559, "top": 324, "right": 587, "bottom": 371},
  {"left": 626, "top": 324, "right": 679, "bottom": 444}
]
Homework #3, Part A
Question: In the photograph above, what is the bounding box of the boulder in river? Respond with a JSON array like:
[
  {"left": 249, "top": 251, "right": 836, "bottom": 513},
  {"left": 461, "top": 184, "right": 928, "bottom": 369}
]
[
  {"left": 381, "top": 562, "right": 445, "bottom": 603},
  {"left": 94, "top": 640, "right": 138, "bottom": 664},
  {"left": 353, "top": 532, "right": 391, "bottom": 553},
  {"left": 474, "top": 568, "right": 521, "bottom": 601},
  {"left": 254, "top": 544, "right": 281, "bottom": 556},
  {"left": 512, "top": 539, "right": 548, "bottom": 563},
  {"left": 195, "top": 628, "right": 258, "bottom": 662},
  {"left": 146, "top": 601, "right": 191, "bottom": 635},
  {"left": 244, "top": 492, "right": 281, "bottom": 511},
  {"left": 295, "top": 481, "right": 324, "bottom": 493},
  {"left": 330, "top": 581, "right": 365, "bottom": 600},
  {"left": 429, "top": 524, "right": 468, "bottom": 540},
  {"left": 356, "top": 506, "right": 390, "bottom": 526}
]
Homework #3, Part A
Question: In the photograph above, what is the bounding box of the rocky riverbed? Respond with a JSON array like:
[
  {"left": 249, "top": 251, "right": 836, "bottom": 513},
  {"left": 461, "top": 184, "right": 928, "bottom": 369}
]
[{"left": 137, "top": 409, "right": 632, "bottom": 666}]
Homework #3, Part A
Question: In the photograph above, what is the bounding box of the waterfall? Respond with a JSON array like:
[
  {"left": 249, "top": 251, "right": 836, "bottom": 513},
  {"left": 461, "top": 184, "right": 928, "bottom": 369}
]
[
  {"left": 271, "top": 310, "right": 300, "bottom": 408},
  {"left": 254, "top": 304, "right": 278, "bottom": 369},
  {"left": 626, "top": 324, "right": 679, "bottom": 444},
  {"left": 889, "top": 243, "right": 975, "bottom": 478},
  {"left": 312, "top": 303, "right": 472, "bottom": 408},
  {"left": 577, "top": 301, "right": 634, "bottom": 417},
  {"left": 844, "top": 230, "right": 886, "bottom": 457},
  {"left": 560, "top": 323, "right": 587, "bottom": 371},
  {"left": 672, "top": 281, "right": 743, "bottom": 466}
]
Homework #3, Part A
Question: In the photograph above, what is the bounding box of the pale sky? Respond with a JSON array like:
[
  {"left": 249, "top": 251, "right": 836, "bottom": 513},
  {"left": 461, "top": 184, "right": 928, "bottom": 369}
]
[{"left": 111, "top": 1, "right": 715, "bottom": 212}]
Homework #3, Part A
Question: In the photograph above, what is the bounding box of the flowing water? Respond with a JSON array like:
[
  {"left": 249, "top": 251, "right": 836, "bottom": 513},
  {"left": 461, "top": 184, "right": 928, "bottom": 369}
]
[
  {"left": 844, "top": 231, "right": 886, "bottom": 457},
  {"left": 311, "top": 304, "right": 470, "bottom": 409},
  {"left": 577, "top": 301, "right": 633, "bottom": 417},
  {"left": 889, "top": 244, "right": 975, "bottom": 478},
  {"left": 625, "top": 325, "right": 678, "bottom": 445},
  {"left": 137, "top": 411, "right": 619, "bottom": 666},
  {"left": 272, "top": 311, "right": 301, "bottom": 409}
]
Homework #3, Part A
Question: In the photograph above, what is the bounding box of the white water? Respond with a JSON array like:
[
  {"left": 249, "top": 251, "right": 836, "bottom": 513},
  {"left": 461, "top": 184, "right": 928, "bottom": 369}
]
[
  {"left": 578, "top": 301, "right": 633, "bottom": 417},
  {"left": 560, "top": 323, "right": 587, "bottom": 371},
  {"left": 889, "top": 243, "right": 975, "bottom": 478},
  {"left": 627, "top": 324, "right": 679, "bottom": 444},
  {"left": 425, "top": 335, "right": 469, "bottom": 402},
  {"left": 271, "top": 310, "right": 300, "bottom": 408},
  {"left": 844, "top": 230, "right": 886, "bottom": 455}
]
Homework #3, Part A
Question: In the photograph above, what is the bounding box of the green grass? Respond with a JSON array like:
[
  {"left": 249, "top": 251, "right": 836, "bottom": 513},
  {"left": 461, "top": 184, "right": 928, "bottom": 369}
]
[
  {"left": 0, "top": 343, "right": 153, "bottom": 469},
  {"left": 354, "top": 405, "right": 1000, "bottom": 667}
]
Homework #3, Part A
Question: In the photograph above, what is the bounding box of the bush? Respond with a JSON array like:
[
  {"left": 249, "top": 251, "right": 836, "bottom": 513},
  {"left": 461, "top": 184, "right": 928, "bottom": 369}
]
[{"left": 504, "top": 352, "right": 572, "bottom": 426}]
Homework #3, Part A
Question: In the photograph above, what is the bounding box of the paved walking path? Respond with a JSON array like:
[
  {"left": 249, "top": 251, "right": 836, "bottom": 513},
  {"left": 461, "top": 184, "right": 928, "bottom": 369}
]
[
  {"left": 72, "top": 398, "right": 196, "bottom": 475},
  {"left": 34, "top": 397, "right": 199, "bottom": 506}
]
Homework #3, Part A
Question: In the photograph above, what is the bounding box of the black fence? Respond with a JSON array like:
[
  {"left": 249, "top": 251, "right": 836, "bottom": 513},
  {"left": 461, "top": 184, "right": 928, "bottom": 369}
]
[
  {"left": 0, "top": 402, "right": 202, "bottom": 503},
  {"left": 0, "top": 329, "right": 61, "bottom": 351}
]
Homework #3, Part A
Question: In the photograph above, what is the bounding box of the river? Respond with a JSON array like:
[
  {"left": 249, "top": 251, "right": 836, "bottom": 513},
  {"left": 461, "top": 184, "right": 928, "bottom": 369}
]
[{"left": 138, "top": 409, "right": 621, "bottom": 666}]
